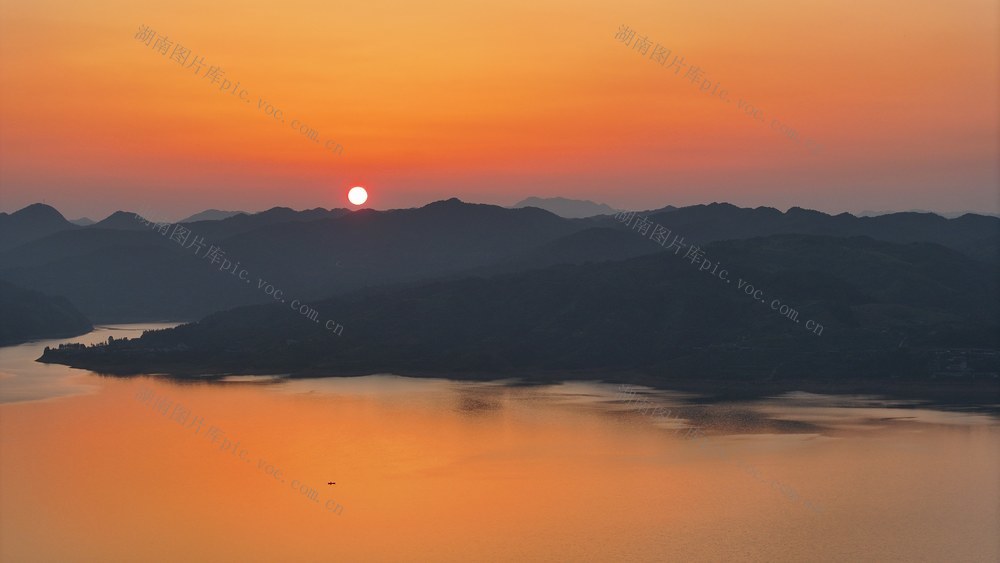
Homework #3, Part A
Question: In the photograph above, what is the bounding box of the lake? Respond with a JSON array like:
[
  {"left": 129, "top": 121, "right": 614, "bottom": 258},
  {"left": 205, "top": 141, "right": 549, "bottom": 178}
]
[{"left": 1, "top": 325, "right": 997, "bottom": 561}]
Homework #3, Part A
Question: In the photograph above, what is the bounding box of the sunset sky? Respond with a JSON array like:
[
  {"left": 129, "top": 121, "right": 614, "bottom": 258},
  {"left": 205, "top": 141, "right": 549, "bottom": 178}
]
[{"left": 0, "top": 0, "right": 997, "bottom": 220}]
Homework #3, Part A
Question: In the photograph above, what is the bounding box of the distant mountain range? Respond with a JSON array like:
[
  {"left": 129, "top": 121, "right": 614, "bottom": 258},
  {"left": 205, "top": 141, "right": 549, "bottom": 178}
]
[
  {"left": 40, "top": 234, "right": 999, "bottom": 393},
  {"left": 1, "top": 200, "right": 997, "bottom": 326},
  {"left": 2, "top": 196, "right": 995, "bottom": 394},
  {"left": 639, "top": 203, "right": 998, "bottom": 262},
  {"left": 178, "top": 209, "right": 246, "bottom": 223},
  {"left": 0, "top": 203, "right": 81, "bottom": 252},
  {"left": 512, "top": 197, "right": 618, "bottom": 218},
  {"left": 858, "top": 209, "right": 1000, "bottom": 219}
]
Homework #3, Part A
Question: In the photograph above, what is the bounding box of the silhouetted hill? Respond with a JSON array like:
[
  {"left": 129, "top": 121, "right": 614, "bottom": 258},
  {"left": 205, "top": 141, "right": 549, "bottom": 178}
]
[
  {"left": 92, "top": 211, "right": 153, "bottom": 231},
  {"left": 0, "top": 200, "right": 586, "bottom": 321},
  {"left": 513, "top": 197, "right": 618, "bottom": 218},
  {"left": 213, "top": 198, "right": 584, "bottom": 297},
  {"left": 0, "top": 204, "right": 78, "bottom": 251},
  {"left": 629, "top": 204, "right": 999, "bottom": 262},
  {"left": 178, "top": 209, "right": 245, "bottom": 223},
  {"left": 470, "top": 227, "right": 663, "bottom": 276},
  {"left": 88, "top": 207, "right": 346, "bottom": 236},
  {"left": 70, "top": 217, "right": 95, "bottom": 226},
  {"left": 0, "top": 229, "right": 266, "bottom": 322},
  {"left": 860, "top": 209, "right": 1000, "bottom": 219},
  {"left": 41, "top": 235, "right": 998, "bottom": 385},
  {"left": 179, "top": 206, "right": 351, "bottom": 239},
  {"left": 0, "top": 280, "right": 92, "bottom": 345},
  {"left": 6, "top": 200, "right": 999, "bottom": 324}
]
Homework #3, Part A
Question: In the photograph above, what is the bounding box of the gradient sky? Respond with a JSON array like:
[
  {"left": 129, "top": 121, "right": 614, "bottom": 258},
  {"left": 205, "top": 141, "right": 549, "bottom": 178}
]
[{"left": 0, "top": 0, "right": 997, "bottom": 220}]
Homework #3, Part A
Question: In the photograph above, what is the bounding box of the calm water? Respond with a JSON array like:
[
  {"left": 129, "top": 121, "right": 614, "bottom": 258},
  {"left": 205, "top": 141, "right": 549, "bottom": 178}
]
[{"left": 1, "top": 326, "right": 998, "bottom": 561}]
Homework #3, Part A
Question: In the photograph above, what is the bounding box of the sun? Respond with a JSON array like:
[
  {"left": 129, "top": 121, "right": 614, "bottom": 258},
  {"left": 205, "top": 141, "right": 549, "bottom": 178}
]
[{"left": 348, "top": 186, "right": 368, "bottom": 206}]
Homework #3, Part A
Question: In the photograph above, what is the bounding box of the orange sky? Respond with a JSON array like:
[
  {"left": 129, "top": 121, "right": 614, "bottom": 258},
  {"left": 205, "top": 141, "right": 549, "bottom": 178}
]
[{"left": 0, "top": 0, "right": 997, "bottom": 219}]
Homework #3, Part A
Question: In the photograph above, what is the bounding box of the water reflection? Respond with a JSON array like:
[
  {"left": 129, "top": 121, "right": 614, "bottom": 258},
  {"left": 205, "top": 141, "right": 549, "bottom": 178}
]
[
  {"left": 0, "top": 324, "right": 179, "bottom": 404},
  {"left": 0, "top": 328, "right": 997, "bottom": 561}
]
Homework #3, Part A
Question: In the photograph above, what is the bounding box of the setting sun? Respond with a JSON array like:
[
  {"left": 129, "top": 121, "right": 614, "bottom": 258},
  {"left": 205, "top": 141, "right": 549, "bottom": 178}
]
[{"left": 348, "top": 186, "right": 368, "bottom": 206}]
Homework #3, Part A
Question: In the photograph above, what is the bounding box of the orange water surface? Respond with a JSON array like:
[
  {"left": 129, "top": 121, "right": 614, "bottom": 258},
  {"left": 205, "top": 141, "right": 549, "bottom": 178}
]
[{"left": 1, "top": 326, "right": 998, "bottom": 561}]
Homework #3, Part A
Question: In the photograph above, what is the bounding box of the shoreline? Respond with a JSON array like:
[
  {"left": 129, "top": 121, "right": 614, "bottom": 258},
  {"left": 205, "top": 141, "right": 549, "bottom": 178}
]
[{"left": 36, "top": 355, "right": 1000, "bottom": 413}]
